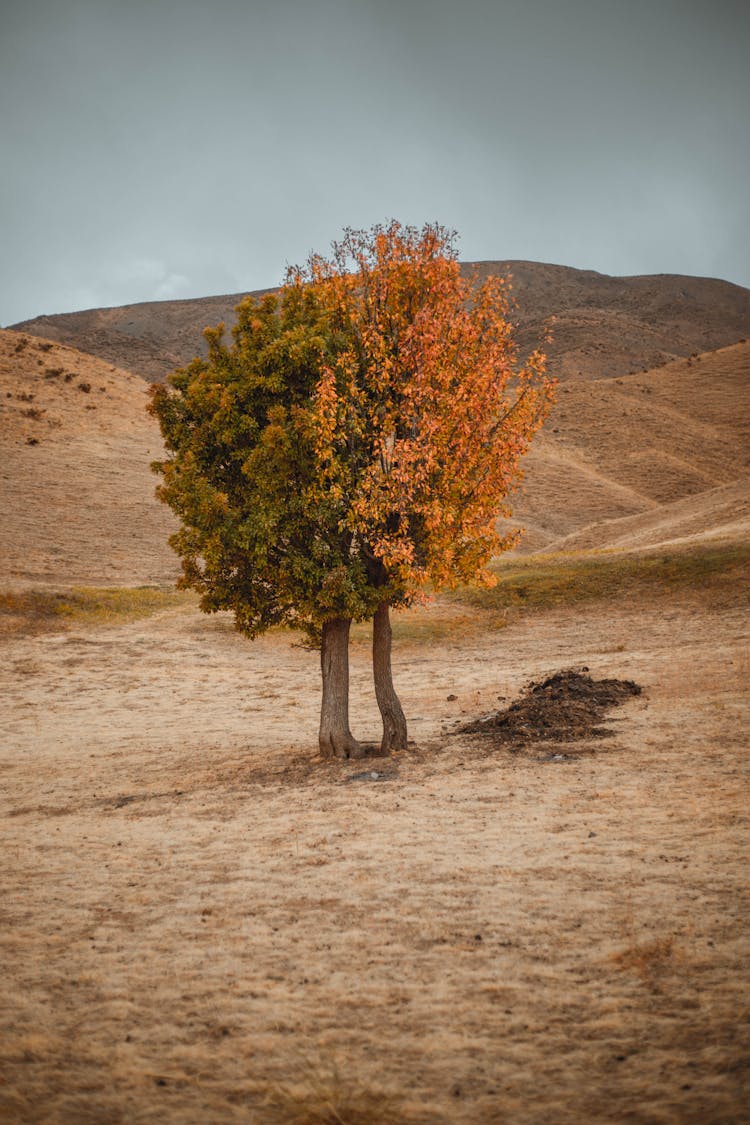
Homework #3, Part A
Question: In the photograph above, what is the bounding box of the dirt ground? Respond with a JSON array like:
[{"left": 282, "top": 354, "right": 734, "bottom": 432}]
[{"left": 1, "top": 584, "right": 748, "bottom": 1123}]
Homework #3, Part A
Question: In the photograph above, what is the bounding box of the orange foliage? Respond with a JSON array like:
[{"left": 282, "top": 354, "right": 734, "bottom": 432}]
[{"left": 295, "top": 221, "right": 554, "bottom": 598}]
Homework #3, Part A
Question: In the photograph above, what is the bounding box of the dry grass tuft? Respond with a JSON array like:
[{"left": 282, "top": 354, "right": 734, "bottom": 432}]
[
  {"left": 262, "top": 1062, "right": 413, "bottom": 1124},
  {"left": 611, "top": 934, "right": 683, "bottom": 989}
]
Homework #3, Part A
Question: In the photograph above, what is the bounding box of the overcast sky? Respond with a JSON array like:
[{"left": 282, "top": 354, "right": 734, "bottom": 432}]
[{"left": 2, "top": 0, "right": 749, "bottom": 324}]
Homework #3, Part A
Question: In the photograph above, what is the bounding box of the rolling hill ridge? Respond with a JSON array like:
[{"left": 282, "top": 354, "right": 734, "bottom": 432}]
[
  {"left": 2, "top": 325, "right": 747, "bottom": 589},
  {"left": 11, "top": 262, "right": 750, "bottom": 384}
]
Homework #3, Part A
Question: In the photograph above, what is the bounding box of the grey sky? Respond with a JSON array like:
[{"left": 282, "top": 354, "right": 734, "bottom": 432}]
[{"left": 2, "top": 0, "right": 749, "bottom": 324}]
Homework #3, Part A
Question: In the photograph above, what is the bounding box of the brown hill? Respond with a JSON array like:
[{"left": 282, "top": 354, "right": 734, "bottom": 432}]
[
  {"left": 0, "top": 330, "right": 178, "bottom": 588},
  {"left": 2, "top": 329, "right": 748, "bottom": 591},
  {"left": 10, "top": 263, "right": 750, "bottom": 383},
  {"left": 510, "top": 340, "right": 750, "bottom": 552}
]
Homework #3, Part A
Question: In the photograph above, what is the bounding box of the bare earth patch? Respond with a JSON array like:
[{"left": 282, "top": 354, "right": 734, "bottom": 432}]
[{"left": 1, "top": 578, "right": 748, "bottom": 1123}]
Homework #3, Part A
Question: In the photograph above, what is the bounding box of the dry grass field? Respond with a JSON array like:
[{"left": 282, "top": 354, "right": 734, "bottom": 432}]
[
  {"left": 1, "top": 560, "right": 748, "bottom": 1123},
  {"left": 1, "top": 325, "right": 749, "bottom": 1122}
]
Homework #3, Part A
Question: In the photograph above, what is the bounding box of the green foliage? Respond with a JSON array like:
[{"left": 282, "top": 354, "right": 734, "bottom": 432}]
[{"left": 149, "top": 286, "right": 381, "bottom": 641}]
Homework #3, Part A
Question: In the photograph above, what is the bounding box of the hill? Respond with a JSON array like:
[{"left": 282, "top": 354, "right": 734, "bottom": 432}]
[
  {"left": 0, "top": 329, "right": 178, "bottom": 588},
  {"left": 510, "top": 340, "right": 750, "bottom": 552},
  {"left": 10, "top": 262, "right": 750, "bottom": 383},
  {"left": 2, "top": 326, "right": 747, "bottom": 590}
]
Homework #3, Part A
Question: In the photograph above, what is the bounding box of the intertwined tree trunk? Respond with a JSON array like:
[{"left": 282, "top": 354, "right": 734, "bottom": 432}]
[
  {"left": 372, "top": 601, "right": 408, "bottom": 753},
  {"left": 319, "top": 617, "right": 365, "bottom": 759}
]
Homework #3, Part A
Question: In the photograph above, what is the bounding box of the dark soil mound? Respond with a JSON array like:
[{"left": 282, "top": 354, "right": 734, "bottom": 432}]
[{"left": 460, "top": 669, "right": 642, "bottom": 746}]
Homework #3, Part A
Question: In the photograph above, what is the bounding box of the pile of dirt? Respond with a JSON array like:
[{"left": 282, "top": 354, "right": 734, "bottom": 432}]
[{"left": 460, "top": 669, "right": 642, "bottom": 746}]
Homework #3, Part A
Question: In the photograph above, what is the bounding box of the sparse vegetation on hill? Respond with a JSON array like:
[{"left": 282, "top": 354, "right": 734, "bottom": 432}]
[
  {"left": 0, "top": 585, "right": 193, "bottom": 637},
  {"left": 0, "top": 328, "right": 178, "bottom": 588},
  {"left": 457, "top": 541, "right": 750, "bottom": 614}
]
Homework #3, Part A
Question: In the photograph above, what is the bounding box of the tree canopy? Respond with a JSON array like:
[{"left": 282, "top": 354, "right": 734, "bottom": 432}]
[{"left": 149, "top": 221, "right": 555, "bottom": 756}]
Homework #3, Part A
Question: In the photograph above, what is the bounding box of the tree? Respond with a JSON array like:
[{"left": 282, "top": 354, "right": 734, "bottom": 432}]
[{"left": 149, "top": 222, "right": 554, "bottom": 759}]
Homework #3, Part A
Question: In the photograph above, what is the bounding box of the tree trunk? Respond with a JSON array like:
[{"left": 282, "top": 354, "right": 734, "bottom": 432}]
[
  {"left": 372, "top": 601, "right": 408, "bottom": 754},
  {"left": 319, "top": 617, "right": 365, "bottom": 759}
]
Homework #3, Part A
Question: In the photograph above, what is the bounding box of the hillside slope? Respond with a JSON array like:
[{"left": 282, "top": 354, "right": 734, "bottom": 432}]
[
  {"left": 11, "top": 263, "right": 750, "bottom": 383},
  {"left": 2, "top": 330, "right": 748, "bottom": 590},
  {"left": 511, "top": 341, "right": 750, "bottom": 551},
  {"left": 0, "top": 330, "right": 178, "bottom": 588}
]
